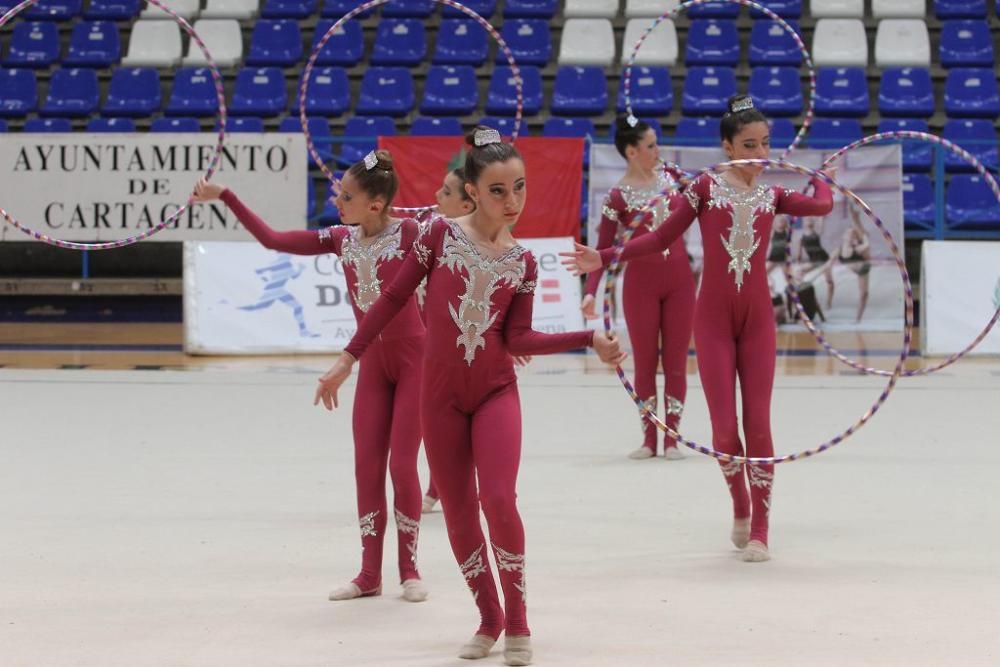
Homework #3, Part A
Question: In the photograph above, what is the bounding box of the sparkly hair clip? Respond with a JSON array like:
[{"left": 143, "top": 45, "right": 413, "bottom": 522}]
[
  {"left": 474, "top": 127, "right": 502, "bottom": 147},
  {"left": 363, "top": 150, "right": 379, "bottom": 171},
  {"left": 730, "top": 97, "right": 755, "bottom": 113},
  {"left": 626, "top": 114, "right": 639, "bottom": 128}
]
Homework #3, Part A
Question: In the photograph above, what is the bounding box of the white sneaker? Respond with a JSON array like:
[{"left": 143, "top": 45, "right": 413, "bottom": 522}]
[
  {"left": 401, "top": 578, "right": 428, "bottom": 602},
  {"left": 458, "top": 634, "right": 496, "bottom": 660},
  {"left": 328, "top": 582, "right": 381, "bottom": 601},
  {"left": 663, "top": 446, "right": 685, "bottom": 460},
  {"left": 422, "top": 494, "right": 439, "bottom": 513},
  {"left": 742, "top": 539, "right": 771, "bottom": 562},
  {"left": 504, "top": 635, "right": 532, "bottom": 666},
  {"left": 628, "top": 446, "right": 655, "bottom": 460}
]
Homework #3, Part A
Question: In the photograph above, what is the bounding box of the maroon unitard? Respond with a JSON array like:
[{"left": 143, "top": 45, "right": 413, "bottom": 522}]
[
  {"left": 598, "top": 173, "right": 833, "bottom": 545},
  {"left": 221, "top": 190, "right": 426, "bottom": 590},
  {"left": 345, "top": 217, "right": 594, "bottom": 639},
  {"left": 584, "top": 166, "right": 696, "bottom": 453}
]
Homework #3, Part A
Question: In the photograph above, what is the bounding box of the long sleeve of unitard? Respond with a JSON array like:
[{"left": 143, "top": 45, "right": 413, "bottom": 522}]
[
  {"left": 598, "top": 175, "right": 832, "bottom": 268},
  {"left": 504, "top": 254, "right": 594, "bottom": 355},
  {"left": 343, "top": 223, "right": 434, "bottom": 360},
  {"left": 582, "top": 191, "right": 623, "bottom": 297},
  {"left": 221, "top": 189, "right": 338, "bottom": 255}
]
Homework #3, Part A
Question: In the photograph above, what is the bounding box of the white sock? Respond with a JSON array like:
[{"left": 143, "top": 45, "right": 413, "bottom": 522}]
[
  {"left": 664, "top": 446, "right": 685, "bottom": 460},
  {"left": 458, "top": 635, "right": 496, "bottom": 660},
  {"left": 731, "top": 518, "right": 750, "bottom": 549},
  {"left": 742, "top": 540, "right": 770, "bottom": 563},
  {"left": 422, "top": 494, "right": 439, "bottom": 513},
  {"left": 628, "top": 446, "right": 655, "bottom": 460},
  {"left": 401, "top": 578, "right": 428, "bottom": 602},
  {"left": 504, "top": 635, "right": 532, "bottom": 666},
  {"left": 328, "top": 582, "right": 380, "bottom": 601}
]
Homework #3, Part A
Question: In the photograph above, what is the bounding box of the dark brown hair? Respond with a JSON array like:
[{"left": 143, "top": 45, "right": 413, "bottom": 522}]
[
  {"left": 449, "top": 167, "right": 473, "bottom": 203},
  {"left": 613, "top": 114, "right": 653, "bottom": 158},
  {"left": 346, "top": 149, "right": 398, "bottom": 207},
  {"left": 463, "top": 125, "right": 523, "bottom": 184},
  {"left": 719, "top": 95, "right": 769, "bottom": 143}
]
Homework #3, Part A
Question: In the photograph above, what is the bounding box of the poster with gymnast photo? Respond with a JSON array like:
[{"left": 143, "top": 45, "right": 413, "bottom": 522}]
[{"left": 587, "top": 144, "right": 905, "bottom": 332}]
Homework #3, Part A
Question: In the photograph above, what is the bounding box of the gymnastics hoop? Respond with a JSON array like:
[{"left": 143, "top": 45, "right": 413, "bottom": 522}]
[
  {"left": 0, "top": 0, "right": 228, "bottom": 251},
  {"left": 622, "top": 0, "right": 815, "bottom": 160},
  {"left": 300, "top": 0, "right": 524, "bottom": 214},
  {"left": 601, "top": 159, "right": 913, "bottom": 465},
  {"left": 782, "top": 130, "right": 1000, "bottom": 376}
]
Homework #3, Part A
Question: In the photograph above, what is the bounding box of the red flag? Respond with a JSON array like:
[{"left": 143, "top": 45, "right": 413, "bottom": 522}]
[{"left": 378, "top": 136, "right": 584, "bottom": 240}]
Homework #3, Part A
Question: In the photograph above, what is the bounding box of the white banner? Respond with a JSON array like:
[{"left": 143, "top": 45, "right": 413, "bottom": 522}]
[
  {"left": 588, "top": 143, "right": 905, "bottom": 332},
  {"left": 921, "top": 240, "right": 1000, "bottom": 356},
  {"left": 184, "top": 236, "right": 584, "bottom": 355},
  {"left": 0, "top": 133, "right": 307, "bottom": 242}
]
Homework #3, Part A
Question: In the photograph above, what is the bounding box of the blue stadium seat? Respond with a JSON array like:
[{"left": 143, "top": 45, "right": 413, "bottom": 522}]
[
  {"left": 681, "top": 66, "right": 736, "bottom": 116},
  {"left": 313, "top": 19, "right": 363, "bottom": 67},
  {"left": 688, "top": 0, "right": 740, "bottom": 18},
  {"left": 673, "top": 117, "right": 718, "bottom": 146},
  {"left": 815, "top": 67, "right": 869, "bottom": 117},
  {"left": 551, "top": 66, "right": 607, "bottom": 116},
  {"left": 768, "top": 118, "right": 797, "bottom": 148},
  {"left": 40, "top": 68, "right": 99, "bottom": 117},
  {"left": 382, "top": 0, "right": 434, "bottom": 17},
  {"left": 944, "top": 67, "right": 1000, "bottom": 118},
  {"left": 503, "top": 0, "right": 558, "bottom": 18},
  {"left": 901, "top": 173, "right": 935, "bottom": 229},
  {"left": 486, "top": 65, "right": 542, "bottom": 115},
  {"left": 24, "top": 0, "right": 81, "bottom": 20},
  {"left": 246, "top": 19, "right": 302, "bottom": 67},
  {"left": 150, "top": 117, "right": 201, "bottom": 132},
  {"left": 321, "top": 0, "right": 374, "bottom": 18},
  {"left": 478, "top": 116, "right": 523, "bottom": 136},
  {"left": 877, "top": 118, "right": 932, "bottom": 172},
  {"left": 434, "top": 19, "right": 487, "bottom": 66},
  {"left": 87, "top": 116, "right": 136, "bottom": 131},
  {"left": 544, "top": 116, "right": 595, "bottom": 138},
  {"left": 84, "top": 0, "right": 140, "bottom": 20},
  {"left": 807, "top": 118, "right": 863, "bottom": 147},
  {"left": 942, "top": 118, "right": 998, "bottom": 172},
  {"left": 24, "top": 117, "right": 73, "bottom": 131},
  {"left": 617, "top": 66, "right": 673, "bottom": 116},
  {"left": 421, "top": 65, "right": 479, "bottom": 116},
  {"left": 261, "top": 0, "right": 317, "bottom": 19},
  {"left": 0, "top": 120, "right": 7, "bottom": 131},
  {"left": 166, "top": 68, "right": 220, "bottom": 117},
  {"left": 933, "top": 0, "right": 986, "bottom": 18},
  {"left": 103, "top": 67, "right": 160, "bottom": 117},
  {"left": 3, "top": 23, "right": 60, "bottom": 68},
  {"left": 946, "top": 175, "right": 1000, "bottom": 228},
  {"left": 749, "top": 0, "right": 802, "bottom": 18},
  {"left": 940, "top": 20, "right": 994, "bottom": 67},
  {"left": 748, "top": 66, "right": 802, "bottom": 116},
  {"left": 410, "top": 116, "right": 464, "bottom": 135},
  {"left": 544, "top": 116, "right": 594, "bottom": 166},
  {"left": 226, "top": 116, "right": 265, "bottom": 132},
  {"left": 291, "top": 66, "right": 350, "bottom": 116},
  {"left": 280, "top": 115, "right": 334, "bottom": 165},
  {"left": 315, "top": 179, "right": 341, "bottom": 226},
  {"left": 340, "top": 116, "right": 396, "bottom": 165},
  {"left": 496, "top": 19, "right": 550, "bottom": 66},
  {"left": 371, "top": 19, "right": 426, "bottom": 66},
  {"left": 230, "top": 67, "right": 287, "bottom": 117},
  {"left": 748, "top": 19, "right": 803, "bottom": 66},
  {"left": 0, "top": 69, "right": 38, "bottom": 117},
  {"left": 64, "top": 20, "right": 121, "bottom": 68},
  {"left": 442, "top": 0, "right": 495, "bottom": 18},
  {"left": 686, "top": 20, "right": 740, "bottom": 67},
  {"left": 356, "top": 67, "right": 415, "bottom": 117},
  {"left": 877, "top": 67, "right": 934, "bottom": 117}
]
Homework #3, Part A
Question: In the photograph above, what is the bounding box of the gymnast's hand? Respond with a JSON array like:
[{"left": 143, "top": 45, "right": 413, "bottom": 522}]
[
  {"left": 580, "top": 294, "right": 598, "bottom": 320},
  {"left": 559, "top": 243, "right": 601, "bottom": 276},
  {"left": 314, "top": 353, "right": 356, "bottom": 410},
  {"left": 192, "top": 177, "right": 225, "bottom": 202},
  {"left": 592, "top": 331, "right": 627, "bottom": 366}
]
